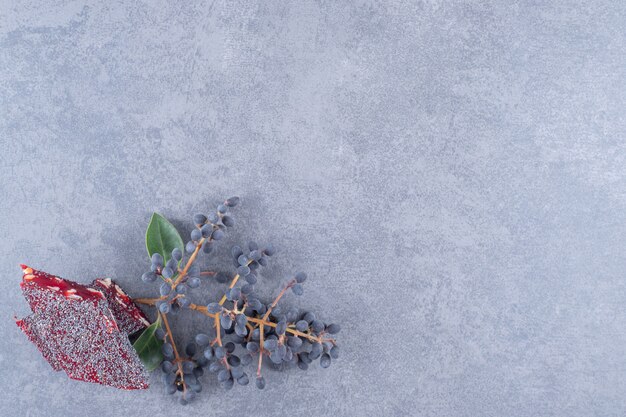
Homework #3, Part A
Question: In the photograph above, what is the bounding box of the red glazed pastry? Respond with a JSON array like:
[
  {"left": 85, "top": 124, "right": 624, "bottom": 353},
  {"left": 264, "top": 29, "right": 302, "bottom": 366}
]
[{"left": 15, "top": 265, "right": 149, "bottom": 390}]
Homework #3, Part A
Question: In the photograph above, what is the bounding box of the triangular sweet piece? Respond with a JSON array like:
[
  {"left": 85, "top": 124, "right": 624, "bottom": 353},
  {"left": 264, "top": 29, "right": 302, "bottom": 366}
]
[{"left": 16, "top": 265, "right": 149, "bottom": 390}]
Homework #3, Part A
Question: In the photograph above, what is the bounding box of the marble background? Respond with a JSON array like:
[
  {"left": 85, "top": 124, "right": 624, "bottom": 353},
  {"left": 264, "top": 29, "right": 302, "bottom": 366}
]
[{"left": 1, "top": 1, "right": 625, "bottom": 416}]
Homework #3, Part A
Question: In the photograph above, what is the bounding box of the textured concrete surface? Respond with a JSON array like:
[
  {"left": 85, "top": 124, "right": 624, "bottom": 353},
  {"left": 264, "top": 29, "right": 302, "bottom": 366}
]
[{"left": 1, "top": 1, "right": 625, "bottom": 416}]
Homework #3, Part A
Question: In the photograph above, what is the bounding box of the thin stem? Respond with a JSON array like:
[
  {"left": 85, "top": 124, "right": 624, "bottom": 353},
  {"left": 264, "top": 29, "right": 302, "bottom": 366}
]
[
  {"left": 135, "top": 297, "right": 163, "bottom": 305},
  {"left": 218, "top": 260, "right": 253, "bottom": 305},
  {"left": 218, "top": 275, "right": 238, "bottom": 305},
  {"left": 246, "top": 316, "right": 328, "bottom": 343},
  {"left": 246, "top": 325, "right": 255, "bottom": 342},
  {"left": 187, "top": 303, "right": 331, "bottom": 345},
  {"left": 257, "top": 323, "right": 264, "bottom": 377},
  {"left": 262, "top": 279, "right": 294, "bottom": 321},
  {"left": 172, "top": 237, "right": 209, "bottom": 289},
  {"left": 214, "top": 315, "right": 222, "bottom": 346},
  {"left": 160, "top": 311, "right": 184, "bottom": 385},
  {"left": 245, "top": 278, "right": 295, "bottom": 336},
  {"left": 189, "top": 303, "right": 216, "bottom": 318},
  {"left": 214, "top": 314, "right": 230, "bottom": 370}
]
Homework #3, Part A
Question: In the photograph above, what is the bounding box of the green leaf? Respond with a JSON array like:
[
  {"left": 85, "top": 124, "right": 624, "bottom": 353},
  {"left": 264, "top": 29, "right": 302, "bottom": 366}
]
[
  {"left": 145, "top": 212, "right": 184, "bottom": 263},
  {"left": 133, "top": 315, "right": 164, "bottom": 371}
]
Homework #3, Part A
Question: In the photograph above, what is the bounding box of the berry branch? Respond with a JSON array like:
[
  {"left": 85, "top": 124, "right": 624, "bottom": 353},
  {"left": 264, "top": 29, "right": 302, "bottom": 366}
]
[
  {"left": 135, "top": 197, "right": 341, "bottom": 405},
  {"left": 186, "top": 303, "right": 332, "bottom": 345}
]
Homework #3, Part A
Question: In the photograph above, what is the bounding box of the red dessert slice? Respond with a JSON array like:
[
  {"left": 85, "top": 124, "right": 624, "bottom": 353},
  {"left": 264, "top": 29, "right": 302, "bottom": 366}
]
[
  {"left": 16, "top": 266, "right": 149, "bottom": 390},
  {"left": 91, "top": 278, "right": 150, "bottom": 335}
]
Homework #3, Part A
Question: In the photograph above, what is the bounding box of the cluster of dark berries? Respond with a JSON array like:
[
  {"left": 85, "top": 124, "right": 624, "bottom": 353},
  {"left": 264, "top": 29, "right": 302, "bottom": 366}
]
[{"left": 135, "top": 197, "right": 340, "bottom": 405}]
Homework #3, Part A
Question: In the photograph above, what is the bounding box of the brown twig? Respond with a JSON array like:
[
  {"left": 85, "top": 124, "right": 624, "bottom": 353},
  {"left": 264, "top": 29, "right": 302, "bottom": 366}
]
[
  {"left": 189, "top": 303, "right": 216, "bottom": 318},
  {"left": 160, "top": 311, "right": 185, "bottom": 386},
  {"left": 257, "top": 323, "right": 264, "bottom": 377},
  {"left": 187, "top": 303, "right": 331, "bottom": 345},
  {"left": 218, "top": 259, "right": 255, "bottom": 305},
  {"left": 244, "top": 278, "right": 295, "bottom": 336},
  {"left": 262, "top": 279, "right": 294, "bottom": 321},
  {"left": 172, "top": 236, "right": 212, "bottom": 289},
  {"left": 135, "top": 297, "right": 163, "bottom": 305},
  {"left": 213, "top": 314, "right": 230, "bottom": 370}
]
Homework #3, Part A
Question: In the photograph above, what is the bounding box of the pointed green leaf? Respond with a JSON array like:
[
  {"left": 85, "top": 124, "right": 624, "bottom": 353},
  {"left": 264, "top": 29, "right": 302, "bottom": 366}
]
[
  {"left": 133, "top": 315, "right": 164, "bottom": 371},
  {"left": 145, "top": 212, "right": 184, "bottom": 263}
]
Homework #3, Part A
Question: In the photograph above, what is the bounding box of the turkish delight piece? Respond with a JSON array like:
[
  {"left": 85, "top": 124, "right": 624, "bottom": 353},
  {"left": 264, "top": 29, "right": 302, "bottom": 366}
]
[
  {"left": 91, "top": 278, "right": 150, "bottom": 335},
  {"left": 16, "top": 266, "right": 149, "bottom": 390}
]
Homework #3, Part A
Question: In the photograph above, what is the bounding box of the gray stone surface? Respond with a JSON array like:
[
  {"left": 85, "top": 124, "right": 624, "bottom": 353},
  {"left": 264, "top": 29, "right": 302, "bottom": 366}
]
[{"left": 1, "top": 1, "right": 625, "bottom": 416}]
